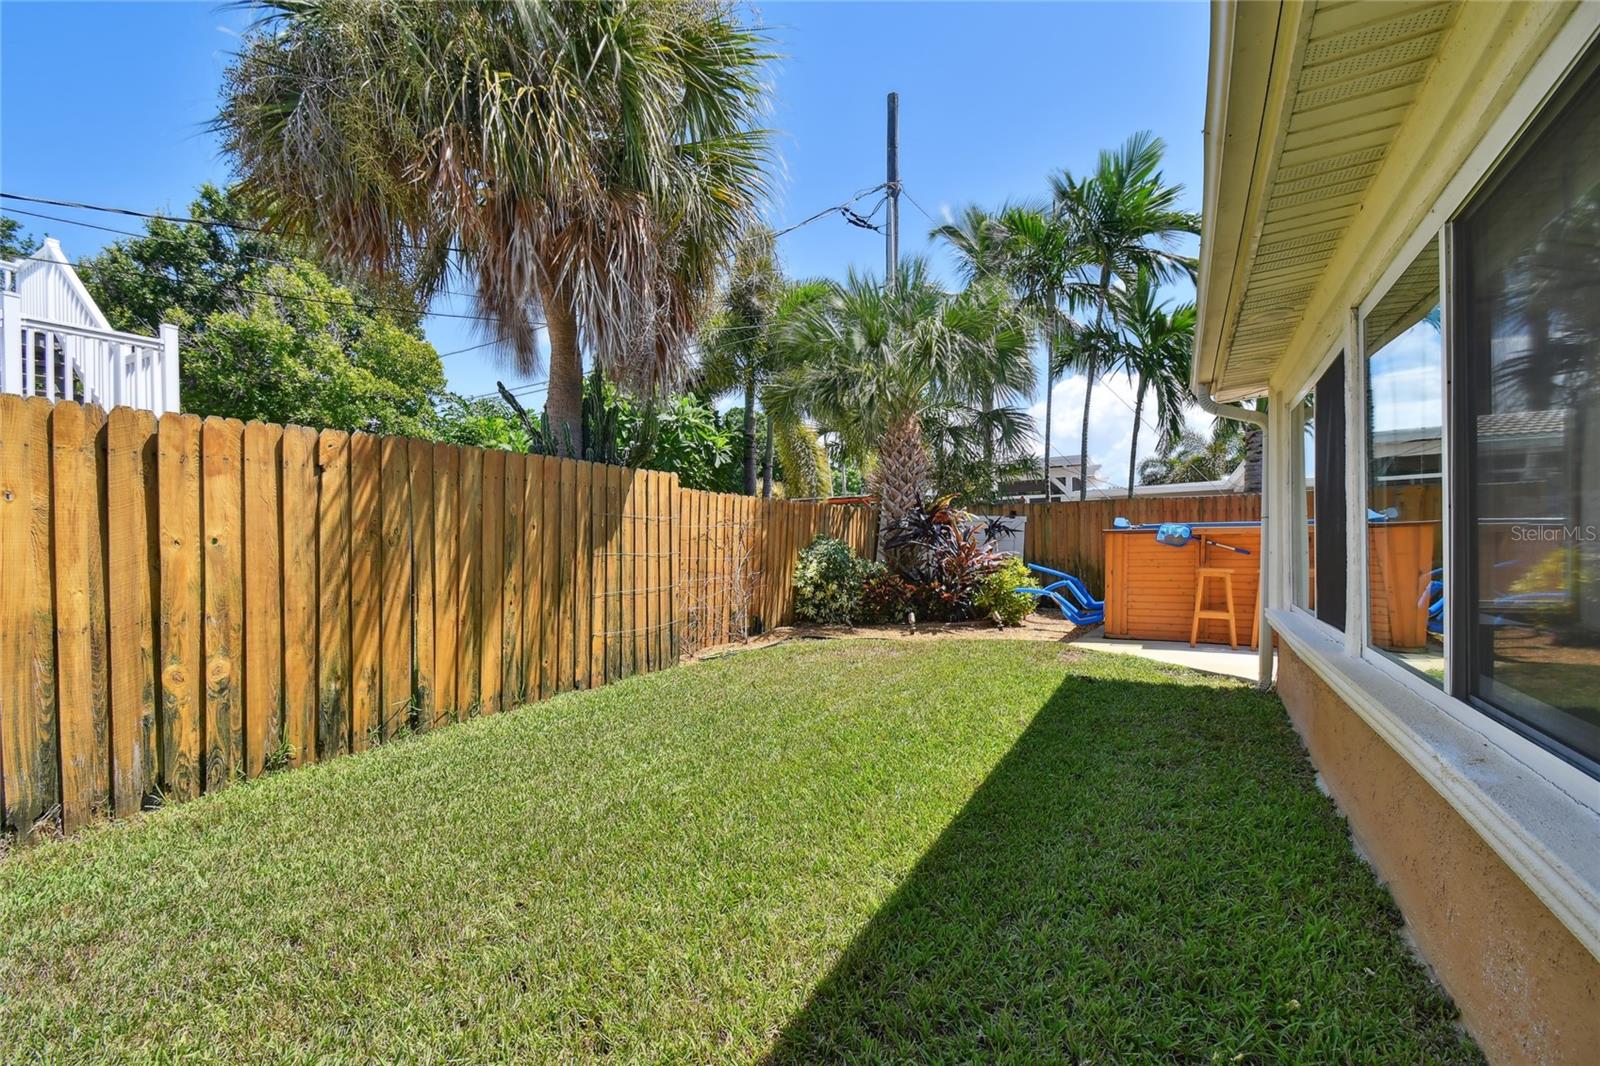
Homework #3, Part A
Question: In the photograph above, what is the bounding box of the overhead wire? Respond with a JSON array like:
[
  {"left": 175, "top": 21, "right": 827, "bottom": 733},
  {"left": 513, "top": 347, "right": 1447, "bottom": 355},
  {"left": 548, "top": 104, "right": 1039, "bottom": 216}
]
[{"left": 2, "top": 205, "right": 496, "bottom": 305}]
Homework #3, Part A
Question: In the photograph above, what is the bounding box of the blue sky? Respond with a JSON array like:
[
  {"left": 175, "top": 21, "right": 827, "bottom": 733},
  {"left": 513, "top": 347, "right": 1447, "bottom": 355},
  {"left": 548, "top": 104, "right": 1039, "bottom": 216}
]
[{"left": 1, "top": 1, "right": 1211, "bottom": 486}]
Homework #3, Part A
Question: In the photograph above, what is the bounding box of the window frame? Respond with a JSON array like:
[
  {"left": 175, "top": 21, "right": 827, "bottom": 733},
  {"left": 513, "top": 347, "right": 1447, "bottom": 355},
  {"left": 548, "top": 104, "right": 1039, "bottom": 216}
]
[
  {"left": 1442, "top": 48, "right": 1600, "bottom": 777},
  {"left": 1356, "top": 232, "right": 1445, "bottom": 688}
]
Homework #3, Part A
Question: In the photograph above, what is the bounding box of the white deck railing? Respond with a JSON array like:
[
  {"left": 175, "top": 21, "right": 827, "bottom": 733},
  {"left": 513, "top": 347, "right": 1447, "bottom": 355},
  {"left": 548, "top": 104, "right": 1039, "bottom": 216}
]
[{"left": 1, "top": 272, "right": 180, "bottom": 416}]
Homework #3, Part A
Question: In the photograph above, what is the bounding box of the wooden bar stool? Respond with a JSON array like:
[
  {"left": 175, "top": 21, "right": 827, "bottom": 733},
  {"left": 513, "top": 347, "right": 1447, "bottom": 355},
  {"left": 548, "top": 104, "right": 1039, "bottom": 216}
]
[{"left": 1190, "top": 566, "right": 1240, "bottom": 648}]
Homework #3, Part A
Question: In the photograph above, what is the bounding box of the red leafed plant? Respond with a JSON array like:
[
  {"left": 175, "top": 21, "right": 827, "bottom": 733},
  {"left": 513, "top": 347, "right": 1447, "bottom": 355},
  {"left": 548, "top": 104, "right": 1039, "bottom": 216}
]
[{"left": 881, "top": 495, "right": 1016, "bottom": 621}]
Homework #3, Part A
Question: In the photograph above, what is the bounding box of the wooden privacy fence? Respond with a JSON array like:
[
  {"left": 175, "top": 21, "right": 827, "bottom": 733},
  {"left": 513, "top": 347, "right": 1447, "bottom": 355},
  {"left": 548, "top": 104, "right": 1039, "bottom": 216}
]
[
  {"left": 676, "top": 489, "right": 877, "bottom": 652},
  {"left": 0, "top": 397, "right": 874, "bottom": 839}
]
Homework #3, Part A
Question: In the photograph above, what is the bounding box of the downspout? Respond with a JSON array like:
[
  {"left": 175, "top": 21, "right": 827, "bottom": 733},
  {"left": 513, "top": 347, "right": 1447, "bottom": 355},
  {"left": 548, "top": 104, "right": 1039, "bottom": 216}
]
[{"left": 1190, "top": 371, "right": 1273, "bottom": 690}]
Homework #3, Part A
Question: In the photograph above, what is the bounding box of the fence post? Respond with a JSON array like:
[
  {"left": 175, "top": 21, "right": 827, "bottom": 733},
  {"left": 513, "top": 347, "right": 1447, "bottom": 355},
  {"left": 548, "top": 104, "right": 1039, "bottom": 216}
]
[
  {"left": 159, "top": 322, "right": 180, "bottom": 416},
  {"left": 2, "top": 287, "right": 22, "bottom": 395}
]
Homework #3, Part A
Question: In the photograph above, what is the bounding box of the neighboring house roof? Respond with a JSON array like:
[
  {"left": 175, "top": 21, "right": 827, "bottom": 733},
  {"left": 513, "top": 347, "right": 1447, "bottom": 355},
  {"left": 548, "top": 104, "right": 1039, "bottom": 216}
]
[
  {"left": 1478, "top": 408, "right": 1570, "bottom": 441},
  {"left": 12, "top": 237, "right": 114, "bottom": 331}
]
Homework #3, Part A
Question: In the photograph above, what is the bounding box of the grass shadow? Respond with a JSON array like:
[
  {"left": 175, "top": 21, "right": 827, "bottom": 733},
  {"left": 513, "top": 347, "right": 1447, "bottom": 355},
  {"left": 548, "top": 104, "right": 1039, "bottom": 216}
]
[{"left": 765, "top": 666, "right": 1481, "bottom": 1064}]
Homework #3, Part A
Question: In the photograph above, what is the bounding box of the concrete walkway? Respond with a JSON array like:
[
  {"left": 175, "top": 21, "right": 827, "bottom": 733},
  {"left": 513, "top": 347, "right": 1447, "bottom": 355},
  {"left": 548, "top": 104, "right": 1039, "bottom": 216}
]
[{"left": 1069, "top": 627, "right": 1271, "bottom": 683}]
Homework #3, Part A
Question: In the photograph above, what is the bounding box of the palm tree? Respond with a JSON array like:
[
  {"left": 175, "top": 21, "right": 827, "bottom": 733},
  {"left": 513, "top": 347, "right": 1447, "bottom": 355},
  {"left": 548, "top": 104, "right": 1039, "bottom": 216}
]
[
  {"left": 697, "top": 258, "right": 834, "bottom": 498},
  {"left": 930, "top": 205, "right": 1013, "bottom": 284},
  {"left": 218, "top": 0, "right": 771, "bottom": 453},
  {"left": 698, "top": 227, "right": 781, "bottom": 494},
  {"left": 769, "top": 258, "right": 1033, "bottom": 537},
  {"left": 1051, "top": 132, "right": 1199, "bottom": 499},
  {"left": 996, "top": 203, "right": 1086, "bottom": 502},
  {"left": 931, "top": 205, "right": 1037, "bottom": 496},
  {"left": 1114, "top": 269, "right": 1195, "bottom": 497},
  {"left": 1139, "top": 418, "right": 1248, "bottom": 485}
]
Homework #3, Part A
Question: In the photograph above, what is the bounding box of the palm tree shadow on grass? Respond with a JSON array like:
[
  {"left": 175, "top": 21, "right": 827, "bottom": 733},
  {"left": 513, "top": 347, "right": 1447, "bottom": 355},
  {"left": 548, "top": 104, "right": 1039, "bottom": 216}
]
[{"left": 764, "top": 670, "right": 1481, "bottom": 1064}]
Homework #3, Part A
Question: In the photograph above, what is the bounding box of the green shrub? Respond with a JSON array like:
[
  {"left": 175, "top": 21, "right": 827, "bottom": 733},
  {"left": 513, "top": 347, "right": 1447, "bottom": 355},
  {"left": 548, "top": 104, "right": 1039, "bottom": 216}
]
[
  {"left": 860, "top": 571, "right": 915, "bottom": 624},
  {"left": 793, "top": 535, "right": 880, "bottom": 626},
  {"left": 974, "top": 557, "right": 1038, "bottom": 627}
]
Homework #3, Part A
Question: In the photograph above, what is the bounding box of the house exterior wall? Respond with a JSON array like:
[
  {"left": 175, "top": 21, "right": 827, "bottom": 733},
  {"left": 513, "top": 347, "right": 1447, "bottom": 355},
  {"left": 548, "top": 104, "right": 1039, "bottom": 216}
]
[{"left": 1276, "top": 644, "right": 1600, "bottom": 1065}]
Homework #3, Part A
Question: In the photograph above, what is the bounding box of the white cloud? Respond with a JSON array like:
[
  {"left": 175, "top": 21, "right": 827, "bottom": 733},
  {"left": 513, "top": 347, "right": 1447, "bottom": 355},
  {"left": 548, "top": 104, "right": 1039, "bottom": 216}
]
[{"left": 1026, "top": 370, "right": 1209, "bottom": 490}]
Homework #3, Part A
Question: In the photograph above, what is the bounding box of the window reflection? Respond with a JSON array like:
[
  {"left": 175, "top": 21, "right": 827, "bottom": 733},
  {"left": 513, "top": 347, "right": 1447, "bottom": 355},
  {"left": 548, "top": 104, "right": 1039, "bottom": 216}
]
[
  {"left": 1365, "top": 241, "right": 1444, "bottom": 685},
  {"left": 1295, "top": 395, "right": 1315, "bottom": 610},
  {"left": 1462, "top": 58, "right": 1600, "bottom": 763}
]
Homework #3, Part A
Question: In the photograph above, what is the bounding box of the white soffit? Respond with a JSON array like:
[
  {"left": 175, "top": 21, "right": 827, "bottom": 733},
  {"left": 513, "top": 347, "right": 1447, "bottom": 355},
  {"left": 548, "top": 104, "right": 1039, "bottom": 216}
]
[{"left": 1219, "top": 1, "right": 1458, "bottom": 395}]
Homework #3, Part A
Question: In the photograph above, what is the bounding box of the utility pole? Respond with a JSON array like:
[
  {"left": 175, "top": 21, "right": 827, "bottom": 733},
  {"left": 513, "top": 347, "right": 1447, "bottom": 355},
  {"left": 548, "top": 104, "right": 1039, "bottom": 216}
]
[{"left": 885, "top": 91, "right": 900, "bottom": 290}]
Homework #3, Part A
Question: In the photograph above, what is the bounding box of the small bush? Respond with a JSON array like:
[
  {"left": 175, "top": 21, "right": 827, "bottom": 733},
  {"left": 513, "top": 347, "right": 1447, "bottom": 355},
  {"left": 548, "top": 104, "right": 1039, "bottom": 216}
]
[
  {"left": 975, "top": 557, "right": 1038, "bottom": 627},
  {"left": 860, "top": 571, "right": 915, "bottom": 624},
  {"left": 793, "top": 535, "right": 878, "bottom": 625}
]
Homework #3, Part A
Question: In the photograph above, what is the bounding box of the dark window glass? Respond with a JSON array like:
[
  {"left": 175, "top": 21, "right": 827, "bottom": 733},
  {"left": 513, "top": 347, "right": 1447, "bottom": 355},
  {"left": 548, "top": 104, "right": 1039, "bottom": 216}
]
[
  {"left": 1314, "top": 356, "right": 1346, "bottom": 630},
  {"left": 1460, "top": 55, "right": 1600, "bottom": 765}
]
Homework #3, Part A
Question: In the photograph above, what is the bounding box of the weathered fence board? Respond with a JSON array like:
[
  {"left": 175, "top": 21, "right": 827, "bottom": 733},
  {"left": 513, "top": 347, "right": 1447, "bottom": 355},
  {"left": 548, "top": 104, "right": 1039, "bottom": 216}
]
[
  {"left": 432, "top": 444, "right": 459, "bottom": 725},
  {"left": 408, "top": 440, "right": 435, "bottom": 733},
  {"left": 158, "top": 412, "right": 203, "bottom": 801},
  {"left": 316, "top": 430, "right": 351, "bottom": 760},
  {"left": 350, "top": 433, "right": 381, "bottom": 751},
  {"left": 243, "top": 421, "right": 282, "bottom": 778},
  {"left": 107, "top": 408, "right": 158, "bottom": 812},
  {"left": 282, "top": 426, "right": 317, "bottom": 766}
]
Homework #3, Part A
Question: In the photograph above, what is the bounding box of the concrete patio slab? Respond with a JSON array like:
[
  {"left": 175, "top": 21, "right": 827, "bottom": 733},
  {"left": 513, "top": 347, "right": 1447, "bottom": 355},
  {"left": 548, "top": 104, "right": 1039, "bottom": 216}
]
[{"left": 1069, "top": 627, "right": 1271, "bottom": 683}]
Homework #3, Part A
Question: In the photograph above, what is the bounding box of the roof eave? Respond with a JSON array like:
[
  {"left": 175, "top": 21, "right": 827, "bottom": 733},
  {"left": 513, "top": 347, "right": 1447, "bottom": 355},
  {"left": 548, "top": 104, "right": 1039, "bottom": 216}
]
[{"left": 1194, "top": 0, "right": 1310, "bottom": 403}]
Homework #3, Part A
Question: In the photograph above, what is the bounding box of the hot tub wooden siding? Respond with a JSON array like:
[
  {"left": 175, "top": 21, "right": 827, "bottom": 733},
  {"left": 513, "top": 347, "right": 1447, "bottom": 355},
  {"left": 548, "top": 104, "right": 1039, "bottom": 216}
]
[
  {"left": 1103, "top": 521, "right": 1437, "bottom": 648},
  {"left": 1103, "top": 525, "right": 1262, "bottom": 645}
]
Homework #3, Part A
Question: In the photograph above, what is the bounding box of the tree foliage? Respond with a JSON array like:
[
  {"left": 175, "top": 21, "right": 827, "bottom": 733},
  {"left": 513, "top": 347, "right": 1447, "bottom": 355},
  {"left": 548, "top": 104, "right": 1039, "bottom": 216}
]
[
  {"left": 0, "top": 218, "right": 40, "bottom": 260},
  {"left": 218, "top": 0, "right": 772, "bottom": 448},
  {"left": 768, "top": 259, "right": 1034, "bottom": 530},
  {"left": 77, "top": 185, "right": 446, "bottom": 435}
]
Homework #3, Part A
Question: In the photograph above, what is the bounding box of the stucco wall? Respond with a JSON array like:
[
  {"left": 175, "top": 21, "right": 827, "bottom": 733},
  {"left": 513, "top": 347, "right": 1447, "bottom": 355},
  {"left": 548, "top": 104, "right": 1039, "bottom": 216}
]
[{"left": 1276, "top": 646, "right": 1600, "bottom": 1065}]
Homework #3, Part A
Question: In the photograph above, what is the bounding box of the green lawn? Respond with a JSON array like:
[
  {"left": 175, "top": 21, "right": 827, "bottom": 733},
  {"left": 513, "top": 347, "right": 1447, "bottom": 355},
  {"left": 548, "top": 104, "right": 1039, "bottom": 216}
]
[{"left": 0, "top": 640, "right": 1479, "bottom": 1063}]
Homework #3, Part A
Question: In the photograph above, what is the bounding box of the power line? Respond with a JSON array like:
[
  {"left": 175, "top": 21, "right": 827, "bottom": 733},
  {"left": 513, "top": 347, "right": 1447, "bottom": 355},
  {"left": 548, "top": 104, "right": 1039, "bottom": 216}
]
[
  {"left": 463, "top": 378, "right": 547, "bottom": 403},
  {"left": 1, "top": 191, "right": 465, "bottom": 257},
  {"left": 1, "top": 205, "right": 496, "bottom": 305},
  {"left": 770, "top": 184, "right": 887, "bottom": 238},
  {"left": 900, "top": 185, "right": 940, "bottom": 226}
]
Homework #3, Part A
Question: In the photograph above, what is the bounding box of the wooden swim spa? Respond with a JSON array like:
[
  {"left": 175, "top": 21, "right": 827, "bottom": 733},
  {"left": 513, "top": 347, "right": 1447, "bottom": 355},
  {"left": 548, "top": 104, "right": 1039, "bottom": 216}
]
[
  {"left": 1103, "top": 522, "right": 1262, "bottom": 645},
  {"left": 1102, "top": 519, "right": 1437, "bottom": 649}
]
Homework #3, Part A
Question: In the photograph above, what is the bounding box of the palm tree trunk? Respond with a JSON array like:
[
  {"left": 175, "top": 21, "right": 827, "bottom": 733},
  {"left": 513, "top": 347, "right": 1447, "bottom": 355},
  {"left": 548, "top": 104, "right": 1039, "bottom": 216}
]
[
  {"left": 761, "top": 411, "right": 774, "bottom": 497},
  {"left": 742, "top": 368, "right": 758, "bottom": 495},
  {"left": 869, "top": 411, "right": 930, "bottom": 549},
  {"left": 544, "top": 293, "right": 584, "bottom": 457},
  {"left": 1041, "top": 320, "right": 1054, "bottom": 504},
  {"left": 1077, "top": 370, "right": 1094, "bottom": 501},
  {"left": 1079, "top": 264, "right": 1113, "bottom": 502},
  {"left": 1127, "top": 381, "right": 1146, "bottom": 499},
  {"left": 982, "top": 387, "right": 995, "bottom": 503}
]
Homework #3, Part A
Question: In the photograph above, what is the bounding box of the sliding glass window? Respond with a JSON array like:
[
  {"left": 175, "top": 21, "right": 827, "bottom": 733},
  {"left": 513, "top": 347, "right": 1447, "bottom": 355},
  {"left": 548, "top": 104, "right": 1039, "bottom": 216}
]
[
  {"left": 1456, "top": 52, "right": 1600, "bottom": 767},
  {"left": 1364, "top": 240, "right": 1444, "bottom": 686}
]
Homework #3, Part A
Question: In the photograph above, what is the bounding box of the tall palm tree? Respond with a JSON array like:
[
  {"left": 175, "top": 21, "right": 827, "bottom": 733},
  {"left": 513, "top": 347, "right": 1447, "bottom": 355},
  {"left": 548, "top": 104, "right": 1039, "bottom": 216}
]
[
  {"left": 218, "top": 0, "right": 771, "bottom": 453},
  {"left": 769, "top": 258, "right": 1033, "bottom": 536},
  {"left": 931, "top": 205, "right": 1037, "bottom": 495},
  {"left": 997, "top": 203, "right": 1086, "bottom": 502},
  {"left": 930, "top": 205, "right": 1013, "bottom": 284},
  {"left": 1051, "top": 131, "right": 1199, "bottom": 499},
  {"left": 1114, "top": 269, "right": 1195, "bottom": 496}
]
